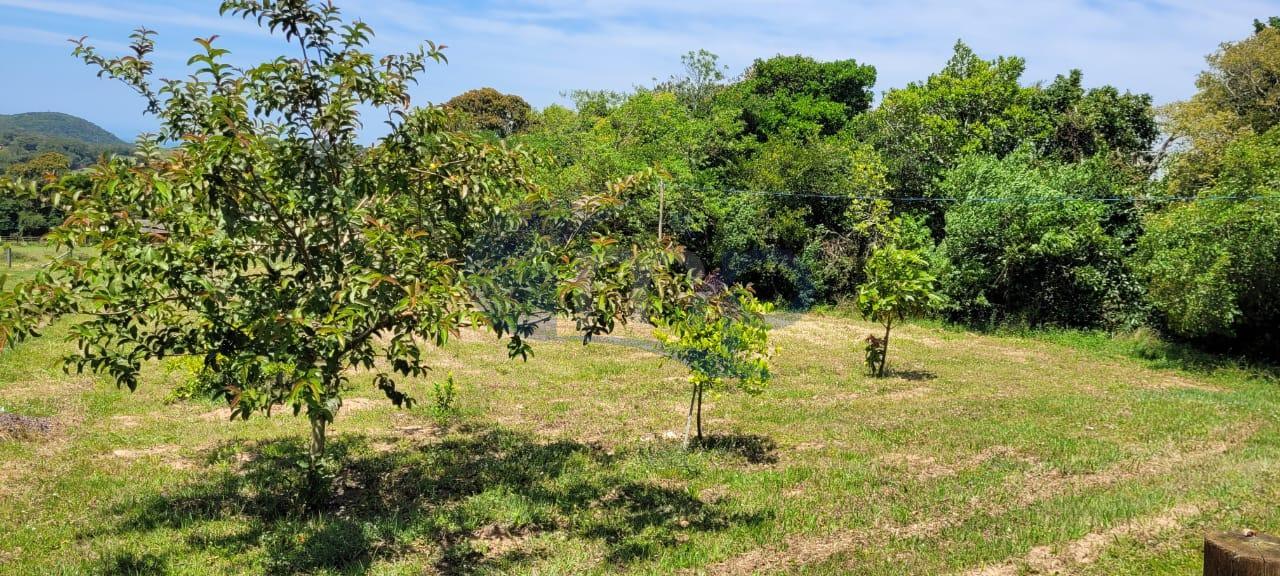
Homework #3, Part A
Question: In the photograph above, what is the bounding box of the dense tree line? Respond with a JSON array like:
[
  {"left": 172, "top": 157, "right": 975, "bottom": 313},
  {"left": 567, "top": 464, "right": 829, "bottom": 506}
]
[
  {"left": 451, "top": 24, "right": 1279, "bottom": 358},
  {"left": 0, "top": 152, "right": 78, "bottom": 236}
]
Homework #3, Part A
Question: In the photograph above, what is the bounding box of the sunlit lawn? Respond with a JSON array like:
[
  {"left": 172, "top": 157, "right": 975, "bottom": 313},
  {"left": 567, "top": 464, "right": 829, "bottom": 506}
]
[
  {"left": 0, "top": 308, "right": 1278, "bottom": 574},
  {"left": 0, "top": 242, "right": 66, "bottom": 286}
]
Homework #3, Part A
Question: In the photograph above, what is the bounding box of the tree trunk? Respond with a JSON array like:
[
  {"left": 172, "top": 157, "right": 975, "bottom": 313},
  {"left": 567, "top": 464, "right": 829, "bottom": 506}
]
[
  {"left": 878, "top": 318, "right": 893, "bottom": 377},
  {"left": 1204, "top": 531, "right": 1280, "bottom": 575},
  {"left": 695, "top": 381, "right": 704, "bottom": 443},
  {"left": 305, "top": 412, "right": 328, "bottom": 506},
  {"left": 682, "top": 382, "right": 697, "bottom": 450}
]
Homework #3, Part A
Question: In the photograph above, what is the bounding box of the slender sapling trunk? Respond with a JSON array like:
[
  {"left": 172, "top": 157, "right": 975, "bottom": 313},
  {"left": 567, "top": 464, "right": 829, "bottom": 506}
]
[
  {"left": 683, "top": 380, "right": 697, "bottom": 450},
  {"left": 879, "top": 317, "right": 893, "bottom": 377},
  {"left": 695, "top": 381, "right": 704, "bottom": 442}
]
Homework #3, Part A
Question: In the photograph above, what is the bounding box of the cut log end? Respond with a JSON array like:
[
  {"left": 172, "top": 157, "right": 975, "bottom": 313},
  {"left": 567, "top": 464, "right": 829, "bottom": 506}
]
[{"left": 1205, "top": 531, "right": 1280, "bottom": 576}]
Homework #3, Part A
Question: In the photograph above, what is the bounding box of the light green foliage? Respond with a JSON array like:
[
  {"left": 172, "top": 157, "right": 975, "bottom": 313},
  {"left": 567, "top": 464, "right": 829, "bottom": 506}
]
[
  {"left": 4, "top": 151, "right": 70, "bottom": 181},
  {"left": 1138, "top": 128, "right": 1280, "bottom": 348},
  {"left": 1199, "top": 23, "right": 1280, "bottom": 134},
  {"left": 1141, "top": 20, "right": 1280, "bottom": 355},
  {"left": 516, "top": 89, "right": 732, "bottom": 251},
  {"left": 936, "top": 154, "right": 1141, "bottom": 328},
  {"left": 1161, "top": 22, "right": 1280, "bottom": 195},
  {"left": 654, "top": 49, "right": 731, "bottom": 117},
  {"left": 430, "top": 373, "right": 459, "bottom": 422},
  {"left": 856, "top": 242, "right": 941, "bottom": 376},
  {"left": 862, "top": 42, "right": 1154, "bottom": 202},
  {"left": 861, "top": 41, "right": 1043, "bottom": 199},
  {"left": 652, "top": 283, "right": 772, "bottom": 447}
]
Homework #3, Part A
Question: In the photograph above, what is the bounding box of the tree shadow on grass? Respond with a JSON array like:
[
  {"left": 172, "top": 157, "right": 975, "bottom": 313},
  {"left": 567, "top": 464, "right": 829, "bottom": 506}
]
[
  {"left": 1125, "top": 336, "right": 1280, "bottom": 380},
  {"left": 87, "top": 424, "right": 768, "bottom": 575},
  {"left": 693, "top": 433, "right": 779, "bottom": 464},
  {"left": 886, "top": 369, "right": 937, "bottom": 382}
]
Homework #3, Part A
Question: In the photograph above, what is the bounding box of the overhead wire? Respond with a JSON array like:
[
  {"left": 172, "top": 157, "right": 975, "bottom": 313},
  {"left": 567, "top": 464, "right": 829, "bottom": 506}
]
[{"left": 672, "top": 184, "right": 1276, "bottom": 204}]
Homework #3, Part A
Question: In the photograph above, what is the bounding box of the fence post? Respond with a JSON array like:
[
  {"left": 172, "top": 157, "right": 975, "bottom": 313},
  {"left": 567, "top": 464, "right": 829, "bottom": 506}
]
[
  {"left": 4, "top": 246, "right": 10, "bottom": 269},
  {"left": 1204, "top": 530, "right": 1280, "bottom": 575}
]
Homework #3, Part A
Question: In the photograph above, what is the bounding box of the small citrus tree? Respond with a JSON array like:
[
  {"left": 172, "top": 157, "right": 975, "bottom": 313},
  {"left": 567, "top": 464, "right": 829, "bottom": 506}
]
[
  {"left": 856, "top": 244, "right": 940, "bottom": 377},
  {"left": 652, "top": 278, "right": 772, "bottom": 449}
]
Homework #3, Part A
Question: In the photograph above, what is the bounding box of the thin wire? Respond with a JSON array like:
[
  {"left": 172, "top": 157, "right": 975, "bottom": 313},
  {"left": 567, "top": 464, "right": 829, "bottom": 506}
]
[{"left": 674, "top": 184, "right": 1276, "bottom": 204}]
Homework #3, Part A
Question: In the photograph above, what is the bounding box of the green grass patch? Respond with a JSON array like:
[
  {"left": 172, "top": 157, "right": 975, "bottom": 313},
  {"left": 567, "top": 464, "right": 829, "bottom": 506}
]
[{"left": 1, "top": 312, "right": 1278, "bottom": 574}]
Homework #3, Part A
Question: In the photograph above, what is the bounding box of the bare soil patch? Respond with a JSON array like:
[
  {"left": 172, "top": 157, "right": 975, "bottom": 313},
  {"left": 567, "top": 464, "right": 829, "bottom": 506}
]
[
  {"left": 109, "top": 444, "right": 196, "bottom": 470},
  {"left": 198, "top": 396, "right": 383, "bottom": 421},
  {"left": 0, "top": 412, "right": 55, "bottom": 439},
  {"left": 701, "top": 529, "right": 873, "bottom": 576}
]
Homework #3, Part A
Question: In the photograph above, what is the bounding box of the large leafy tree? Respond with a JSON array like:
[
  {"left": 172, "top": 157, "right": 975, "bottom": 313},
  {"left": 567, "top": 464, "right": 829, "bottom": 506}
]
[
  {"left": 654, "top": 49, "right": 731, "bottom": 117},
  {"left": 1034, "top": 70, "right": 1157, "bottom": 163},
  {"left": 718, "top": 54, "right": 876, "bottom": 140},
  {"left": 1139, "top": 18, "right": 1280, "bottom": 355},
  {"left": 0, "top": 1, "right": 662, "bottom": 498},
  {"left": 1161, "top": 20, "right": 1280, "bottom": 194},
  {"left": 1199, "top": 21, "right": 1280, "bottom": 135},
  {"left": 862, "top": 42, "right": 1155, "bottom": 205},
  {"left": 516, "top": 89, "right": 736, "bottom": 256},
  {"left": 444, "top": 87, "right": 533, "bottom": 137},
  {"left": 860, "top": 42, "right": 1042, "bottom": 201}
]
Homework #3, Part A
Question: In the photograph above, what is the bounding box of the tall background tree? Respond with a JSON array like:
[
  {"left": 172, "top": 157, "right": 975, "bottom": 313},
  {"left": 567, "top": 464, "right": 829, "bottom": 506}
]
[
  {"left": 444, "top": 87, "right": 533, "bottom": 137},
  {"left": 1136, "top": 18, "right": 1280, "bottom": 356}
]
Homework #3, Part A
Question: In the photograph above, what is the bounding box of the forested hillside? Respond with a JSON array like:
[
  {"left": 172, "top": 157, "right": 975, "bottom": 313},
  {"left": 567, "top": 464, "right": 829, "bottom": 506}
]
[{"left": 0, "top": 112, "right": 129, "bottom": 170}]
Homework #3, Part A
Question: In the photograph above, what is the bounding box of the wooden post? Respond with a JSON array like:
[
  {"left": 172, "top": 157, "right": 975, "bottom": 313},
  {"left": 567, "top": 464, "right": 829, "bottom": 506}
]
[
  {"left": 4, "top": 246, "right": 10, "bottom": 268},
  {"left": 1205, "top": 530, "right": 1280, "bottom": 575}
]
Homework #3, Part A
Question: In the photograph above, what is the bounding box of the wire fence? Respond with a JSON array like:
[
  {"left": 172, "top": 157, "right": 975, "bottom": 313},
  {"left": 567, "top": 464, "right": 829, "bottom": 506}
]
[{"left": 0, "top": 236, "right": 44, "bottom": 244}]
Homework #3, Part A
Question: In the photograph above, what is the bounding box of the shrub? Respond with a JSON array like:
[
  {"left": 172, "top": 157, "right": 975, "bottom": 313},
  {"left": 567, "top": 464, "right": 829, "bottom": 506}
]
[
  {"left": 1136, "top": 191, "right": 1280, "bottom": 352},
  {"left": 936, "top": 154, "right": 1142, "bottom": 328}
]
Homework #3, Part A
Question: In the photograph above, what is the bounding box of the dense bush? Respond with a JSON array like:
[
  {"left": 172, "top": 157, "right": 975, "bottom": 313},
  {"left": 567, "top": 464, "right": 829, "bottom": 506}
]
[
  {"left": 0, "top": 153, "right": 78, "bottom": 236},
  {"left": 1137, "top": 128, "right": 1280, "bottom": 352},
  {"left": 936, "top": 154, "right": 1142, "bottom": 328}
]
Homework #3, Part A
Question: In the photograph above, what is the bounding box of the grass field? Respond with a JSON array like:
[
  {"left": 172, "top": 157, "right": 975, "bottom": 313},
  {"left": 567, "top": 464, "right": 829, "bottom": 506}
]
[
  {"left": 1, "top": 305, "right": 1278, "bottom": 574},
  {"left": 0, "top": 242, "right": 63, "bottom": 286}
]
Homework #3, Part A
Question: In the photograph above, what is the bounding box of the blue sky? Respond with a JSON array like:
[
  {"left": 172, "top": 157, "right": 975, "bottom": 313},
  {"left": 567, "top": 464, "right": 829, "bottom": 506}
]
[{"left": 2, "top": 0, "right": 1277, "bottom": 140}]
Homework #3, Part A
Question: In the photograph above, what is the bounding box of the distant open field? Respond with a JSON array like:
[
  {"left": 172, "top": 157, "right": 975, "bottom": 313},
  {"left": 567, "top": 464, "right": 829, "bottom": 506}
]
[
  {"left": 0, "top": 242, "right": 63, "bottom": 286},
  {"left": 1, "top": 304, "right": 1277, "bottom": 574}
]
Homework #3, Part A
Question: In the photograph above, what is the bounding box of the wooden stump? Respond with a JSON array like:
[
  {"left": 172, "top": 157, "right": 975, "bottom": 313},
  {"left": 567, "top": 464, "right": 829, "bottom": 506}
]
[{"left": 1205, "top": 531, "right": 1280, "bottom": 575}]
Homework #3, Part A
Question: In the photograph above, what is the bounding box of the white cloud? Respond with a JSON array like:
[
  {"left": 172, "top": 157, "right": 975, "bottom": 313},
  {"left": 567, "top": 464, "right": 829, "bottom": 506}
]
[
  {"left": 3, "top": 0, "right": 1275, "bottom": 138},
  {"left": 341, "top": 0, "right": 1277, "bottom": 108}
]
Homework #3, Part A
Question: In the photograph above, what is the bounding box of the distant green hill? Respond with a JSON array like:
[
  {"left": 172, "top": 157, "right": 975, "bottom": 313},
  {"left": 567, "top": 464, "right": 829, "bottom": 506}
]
[
  {"left": 0, "top": 112, "right": 126, "bottom": 145},
  {"left": 0, "top": 112, "right": 130, "bottom": 170}
]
